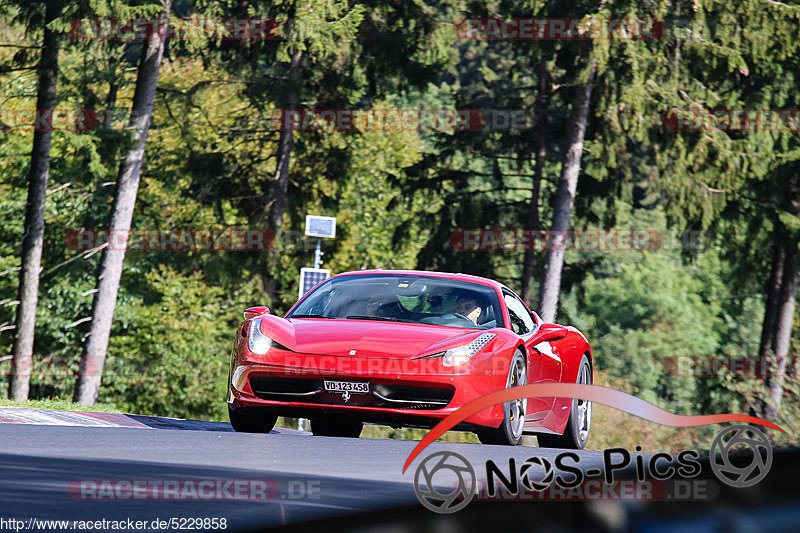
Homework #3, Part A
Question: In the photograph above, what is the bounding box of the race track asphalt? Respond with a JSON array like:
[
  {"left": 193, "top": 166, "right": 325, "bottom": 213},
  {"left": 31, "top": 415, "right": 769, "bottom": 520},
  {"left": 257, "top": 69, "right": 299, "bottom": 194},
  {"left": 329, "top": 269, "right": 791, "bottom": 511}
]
[
  {"left": 0, "top": 408, "right": 612, "bottom": 531},
  {"left": 3, "top": 409, "right": 798, "bottom": 532}
]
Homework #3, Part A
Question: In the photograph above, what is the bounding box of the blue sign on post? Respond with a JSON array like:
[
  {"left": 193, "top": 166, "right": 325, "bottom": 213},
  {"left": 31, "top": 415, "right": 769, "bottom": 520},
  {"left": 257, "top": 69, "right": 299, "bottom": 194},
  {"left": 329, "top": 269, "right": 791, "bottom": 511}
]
[{"left": 304, "top": 215, "right": 337, "bottom": 238}]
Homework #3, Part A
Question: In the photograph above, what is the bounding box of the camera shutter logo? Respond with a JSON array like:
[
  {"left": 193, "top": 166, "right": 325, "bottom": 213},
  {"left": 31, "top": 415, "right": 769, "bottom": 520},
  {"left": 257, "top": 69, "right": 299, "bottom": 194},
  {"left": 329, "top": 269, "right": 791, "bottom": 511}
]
[
  {"left": 519, "top": 456, "right": 555, "bottom": 492},
  {"left": 413, "top": 451, "right": 476, "bottom": 513},
  {"left": 710, "top": 424, "right": 773, "bottom": 488}
]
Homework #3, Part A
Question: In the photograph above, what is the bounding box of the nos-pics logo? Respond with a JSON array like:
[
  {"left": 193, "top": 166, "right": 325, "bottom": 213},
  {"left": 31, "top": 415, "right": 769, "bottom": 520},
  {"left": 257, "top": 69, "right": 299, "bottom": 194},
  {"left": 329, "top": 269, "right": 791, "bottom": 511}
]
[{"left": 413, "top": 425, "right": 773, "bottom": 514}]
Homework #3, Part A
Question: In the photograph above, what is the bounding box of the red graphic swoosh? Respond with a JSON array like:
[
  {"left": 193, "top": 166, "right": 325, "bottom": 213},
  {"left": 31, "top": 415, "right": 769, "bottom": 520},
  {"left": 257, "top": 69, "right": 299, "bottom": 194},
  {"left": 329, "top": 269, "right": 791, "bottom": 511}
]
[{"left": 402, "top": 383, "right": 783, "bottom": 473}]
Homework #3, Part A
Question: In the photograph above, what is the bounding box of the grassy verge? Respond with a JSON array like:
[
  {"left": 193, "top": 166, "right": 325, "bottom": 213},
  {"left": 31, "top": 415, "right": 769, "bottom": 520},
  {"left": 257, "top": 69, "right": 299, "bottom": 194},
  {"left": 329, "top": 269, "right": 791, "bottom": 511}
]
[
  {"left": 588, "top": 370, "right": 714, "bottom": 453},
  {"left": 0, "top": 398, "right": 121, "bottom": 413}
]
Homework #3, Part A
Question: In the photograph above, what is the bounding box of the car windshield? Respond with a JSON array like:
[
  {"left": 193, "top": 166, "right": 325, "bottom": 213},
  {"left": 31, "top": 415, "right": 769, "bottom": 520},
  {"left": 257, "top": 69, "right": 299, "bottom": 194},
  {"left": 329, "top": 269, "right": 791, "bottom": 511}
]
[{"left": 288, "top": 274, "right": 502, "bottom": 329}]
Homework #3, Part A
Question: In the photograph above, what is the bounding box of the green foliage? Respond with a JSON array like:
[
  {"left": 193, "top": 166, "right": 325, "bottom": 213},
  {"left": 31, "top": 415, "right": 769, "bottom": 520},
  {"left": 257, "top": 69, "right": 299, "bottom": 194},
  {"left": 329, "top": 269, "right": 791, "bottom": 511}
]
[
  {"left": 563, "top": 247, "right": 719, "bottom": 410},
  {"left": 723, "top": 373, "right": 800, "bottom": 448},
  {"left": 101, "top": 266, "right": 237, "bottom": 420},
  {"left": 0, "top": 0, "right": 798, "bottom": 447}
]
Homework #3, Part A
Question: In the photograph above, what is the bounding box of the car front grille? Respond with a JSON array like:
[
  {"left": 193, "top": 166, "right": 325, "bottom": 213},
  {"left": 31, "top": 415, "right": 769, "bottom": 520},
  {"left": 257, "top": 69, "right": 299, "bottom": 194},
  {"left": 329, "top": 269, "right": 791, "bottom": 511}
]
[{"left": 249, "top": 376, "right": 454, "bottom": 410}]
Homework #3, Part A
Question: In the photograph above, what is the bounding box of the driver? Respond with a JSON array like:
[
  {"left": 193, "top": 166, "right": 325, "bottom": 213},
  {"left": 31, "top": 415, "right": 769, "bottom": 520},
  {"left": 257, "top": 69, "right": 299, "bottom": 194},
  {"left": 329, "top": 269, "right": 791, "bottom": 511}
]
[{"left": 454, "top": 295, "right": 482, "bottom": 325}]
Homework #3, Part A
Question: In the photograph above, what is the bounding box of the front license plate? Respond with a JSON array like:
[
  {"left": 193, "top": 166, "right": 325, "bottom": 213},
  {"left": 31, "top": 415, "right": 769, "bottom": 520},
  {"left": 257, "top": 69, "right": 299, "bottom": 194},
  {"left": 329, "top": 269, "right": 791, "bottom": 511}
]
[{"left": 323, "top": 380, "right": 370, "bottom": 394}]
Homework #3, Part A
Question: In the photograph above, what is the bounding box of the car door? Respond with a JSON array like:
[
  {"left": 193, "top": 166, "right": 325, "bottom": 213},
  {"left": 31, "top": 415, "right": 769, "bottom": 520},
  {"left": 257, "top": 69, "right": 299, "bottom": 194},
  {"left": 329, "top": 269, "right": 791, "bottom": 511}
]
[{"left": 502, "top": 291, "right": 562, "bottom": 419}]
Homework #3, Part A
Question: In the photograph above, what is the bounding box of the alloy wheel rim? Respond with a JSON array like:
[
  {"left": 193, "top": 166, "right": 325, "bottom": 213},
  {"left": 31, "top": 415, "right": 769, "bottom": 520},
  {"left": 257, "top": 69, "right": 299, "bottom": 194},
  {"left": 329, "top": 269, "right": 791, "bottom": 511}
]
[
  {"left": 507, "top": 357, "right": 527, "bottom": 439},
  {"left": 576, "top": 364, "right": 591, "bottom": 443}
]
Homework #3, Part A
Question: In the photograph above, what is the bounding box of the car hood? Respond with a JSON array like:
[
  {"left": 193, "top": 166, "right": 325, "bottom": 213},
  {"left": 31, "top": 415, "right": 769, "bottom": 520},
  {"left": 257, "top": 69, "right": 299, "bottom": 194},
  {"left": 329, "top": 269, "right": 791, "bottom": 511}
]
[{"left": 256, "top": 315, "right": 489, "bottom": 358}]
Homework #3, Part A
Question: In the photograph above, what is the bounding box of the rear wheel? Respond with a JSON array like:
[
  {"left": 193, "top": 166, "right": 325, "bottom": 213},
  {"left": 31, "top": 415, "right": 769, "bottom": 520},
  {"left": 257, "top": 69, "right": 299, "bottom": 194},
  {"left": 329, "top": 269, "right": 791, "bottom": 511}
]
[
  {"left": 537, "top": 355, "right": 592, "bottom": 449},
  {"left": 228, "top": 406, "right": 278, "bottom": 433},
  {"left": 310, "top": 415, "right": 363, "bottom": 438},
  {"left": 478, "top": 350, "right": 527, "bottom": 446}
]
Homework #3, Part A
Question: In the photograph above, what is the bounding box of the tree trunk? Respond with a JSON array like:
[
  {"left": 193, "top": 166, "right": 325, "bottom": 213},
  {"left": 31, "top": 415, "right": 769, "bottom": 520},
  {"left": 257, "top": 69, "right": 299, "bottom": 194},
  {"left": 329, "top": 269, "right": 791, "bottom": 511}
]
[
  {"left": 521, "top": 60, "right": 549, "bottom": 305},
  {"left": 537, "top": 61, "right": 596, "bottom": 323},
  {"left": 83, "top": 81, "right": 119, "bottom": 230},
  {"left": 759, "top": 240, "right": 785, "bottom": 356},
  {"left": 102, "top": 82, "right": 119, "bottom": 130},
  {"left": 269, "top": 49, "right": 303, "bottom": 232},
  {"left": 261, "top": 50, "right": 303, "bottom": 306},
  {"left": 74, "top": 0, "right": 172, "bottom": 405},
  {"left": 9, "top": 2, "right": 61, "bottom": 400},
  {"left": 764, "top": 241, "right": 798, "bottom": 421}
]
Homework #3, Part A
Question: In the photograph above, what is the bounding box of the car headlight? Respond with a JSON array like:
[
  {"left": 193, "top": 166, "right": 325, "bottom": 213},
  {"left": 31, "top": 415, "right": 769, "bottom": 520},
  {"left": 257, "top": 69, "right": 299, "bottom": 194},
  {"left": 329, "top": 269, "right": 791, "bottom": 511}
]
[
  {"left": 248, "top": 317, "right": 272, "bottom": 354},
  {"left": 442, "top": 333, "right": 496, "bottom": 366}
]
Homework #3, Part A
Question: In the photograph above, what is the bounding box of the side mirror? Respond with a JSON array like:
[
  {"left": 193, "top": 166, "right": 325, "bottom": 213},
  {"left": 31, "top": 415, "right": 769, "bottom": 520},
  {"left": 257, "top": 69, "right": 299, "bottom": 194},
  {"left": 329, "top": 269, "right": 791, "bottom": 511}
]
[
  {"left": 530, "top": 310, "right": 542, "bottom": 331},
  {"left": 244, "top": 306, "right": 270, "bottom": 320}
]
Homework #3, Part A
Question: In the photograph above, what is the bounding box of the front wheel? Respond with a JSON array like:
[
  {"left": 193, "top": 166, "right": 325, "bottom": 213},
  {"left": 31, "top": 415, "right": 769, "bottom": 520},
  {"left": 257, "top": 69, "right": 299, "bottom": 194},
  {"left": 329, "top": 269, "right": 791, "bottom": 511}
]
[
  {"left": 537, "top": 355, "right": 592, "bottom": 449},
  {"left": 478, "top": 350, "right": 527, "bottom": 446},
  {"left": 228, "top": 406, "right": 278, "bottom": 433}
]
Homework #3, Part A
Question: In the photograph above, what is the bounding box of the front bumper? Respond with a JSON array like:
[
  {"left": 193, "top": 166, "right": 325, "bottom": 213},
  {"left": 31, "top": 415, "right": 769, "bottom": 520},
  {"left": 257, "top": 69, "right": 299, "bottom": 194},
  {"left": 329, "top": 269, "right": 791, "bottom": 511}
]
[{"left": 228, "top": 346, "right": 508, "bottom": 429}]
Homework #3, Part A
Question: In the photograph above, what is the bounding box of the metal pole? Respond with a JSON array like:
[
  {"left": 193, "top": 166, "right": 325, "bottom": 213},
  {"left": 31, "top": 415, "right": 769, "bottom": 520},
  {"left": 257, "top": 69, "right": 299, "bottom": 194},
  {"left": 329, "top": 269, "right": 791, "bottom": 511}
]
[
  {"left": 313, "top": 238, "right": 322, "bottom": 269},
  {"left": 302, "top": 239, "right": 322, "bottom": 432}
]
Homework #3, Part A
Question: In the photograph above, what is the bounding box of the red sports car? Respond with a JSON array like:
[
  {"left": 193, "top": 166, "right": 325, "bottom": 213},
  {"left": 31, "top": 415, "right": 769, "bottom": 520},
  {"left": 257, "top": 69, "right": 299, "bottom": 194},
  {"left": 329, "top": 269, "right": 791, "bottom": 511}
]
[{"left": 228, "top": 270, "right": 593, "bottom": 447}]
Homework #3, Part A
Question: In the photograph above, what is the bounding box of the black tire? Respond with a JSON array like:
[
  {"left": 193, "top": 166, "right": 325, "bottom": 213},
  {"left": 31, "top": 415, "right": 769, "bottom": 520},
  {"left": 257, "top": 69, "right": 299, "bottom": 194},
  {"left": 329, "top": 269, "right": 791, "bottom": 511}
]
[
  {"left": 478, "top": 350, "right": 527, "bottom": 446},
  {"left": 228, "top": 406, "right": 278, "bottom": 433},
  {"left": 537, "top": 355, "right": 592, "bottom": 449},
  {"left": 310, "top": 415, "right": 363, "bottom": 438}
]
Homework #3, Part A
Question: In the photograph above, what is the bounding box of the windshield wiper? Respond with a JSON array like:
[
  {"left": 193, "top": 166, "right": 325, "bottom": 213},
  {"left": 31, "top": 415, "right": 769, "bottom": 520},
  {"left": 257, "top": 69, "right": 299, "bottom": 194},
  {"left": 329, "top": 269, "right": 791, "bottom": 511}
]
[
  {"left": 290, "top": 314, "right": 334, "bottom": 319},
  {"left": 346, "top": 315, "right": 412, "bottom": 323}
]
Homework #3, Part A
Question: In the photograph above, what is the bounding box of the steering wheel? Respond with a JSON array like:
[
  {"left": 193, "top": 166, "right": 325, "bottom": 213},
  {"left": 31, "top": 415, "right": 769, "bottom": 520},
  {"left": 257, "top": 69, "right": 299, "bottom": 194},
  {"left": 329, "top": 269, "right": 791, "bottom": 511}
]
[
  {"left": 419, "top": 313, "right": 476, "bottom": 327},
  {"left": 440, "top": 312, "right": 475, "bottom": 326}
]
